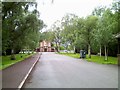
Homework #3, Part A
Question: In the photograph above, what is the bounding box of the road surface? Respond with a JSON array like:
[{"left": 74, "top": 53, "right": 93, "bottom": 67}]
[{"left": 23, "top": 52, "right": 118, "bottom": 88}]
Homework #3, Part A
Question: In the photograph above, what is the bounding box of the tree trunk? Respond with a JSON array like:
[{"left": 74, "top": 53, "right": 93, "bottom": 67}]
[
  {"left": 22, "top": 49, "right": 24, "bottom": 54},
  {"left": 100, "top": 45, "right": 102, "bottom": 57},
  {"left": 55, "top": 42, "right": 58, "bottom": 52},
  {"left": 27, "top": 46, "right": 30, "bottom": 55},
  {"left": 117, "top": 38, "right": 120, "bottom": 54},
  {"left": 118, "top": 45, "right": 119, "bottom": 54},
  {"left": 11, "top": 49, "right": 16, "bottom": 60},
  {"left": 4, "top": 51, "right": 6, "bottom": 56},
  {"left": 58, "top": 42, "right": 60, "bottom": 52},
  {"left": 74, "top": 46, "right": 76, "bottom": 54},
  {"left": 32, "top": 50, "right": 34, "bottom": 54},
  {"left": 88, "top": 44, "right": 91, "bottom": 58},
  {"left": 104, "top": 45, "right": 108, "bottom": 61},
  {"left": 28, "top": 49, "right": 30, "bottom": 55},
  {"left": 118, "top": 41, "right": 120, "bottom": 54}
]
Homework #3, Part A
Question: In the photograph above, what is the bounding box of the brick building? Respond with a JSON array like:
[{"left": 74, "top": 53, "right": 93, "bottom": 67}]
[{"left": 39, "top": 40, "right": 55, "bottom": 52}]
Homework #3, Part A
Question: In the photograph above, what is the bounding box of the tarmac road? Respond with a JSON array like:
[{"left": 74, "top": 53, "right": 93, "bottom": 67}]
[{"left": 22, "top": 52, "right": 118, "bottom": 88}]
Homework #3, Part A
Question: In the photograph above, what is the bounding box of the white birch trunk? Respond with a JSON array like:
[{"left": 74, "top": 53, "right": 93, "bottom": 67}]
[
  {"left": 100, "top": 45, "right": 102, "bottom": 57},
  {"left": 104, "top": 45, "right": 108, "bottom": 60},
  {"left": 88, "top": 44, "right": 91, "bottom": 58}
]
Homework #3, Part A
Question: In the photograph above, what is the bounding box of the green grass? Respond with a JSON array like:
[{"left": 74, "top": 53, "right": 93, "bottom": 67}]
[
  {"left": 0, "top": 53, "right": 35, "bottom": 70},
  {"left": 58, "top": 52, "right": 80, "bottom": 59},
  {"left": 58, "top": 52, "right": 118, "bottom": 65}
]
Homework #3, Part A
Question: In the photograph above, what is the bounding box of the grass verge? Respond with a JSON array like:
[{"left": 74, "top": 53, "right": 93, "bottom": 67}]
[
  {"left": 58, "top": 52, "right": 118, "bottom": 65},
  {"left": 0, "top": 53, "right": 35, "bottom": 70}
]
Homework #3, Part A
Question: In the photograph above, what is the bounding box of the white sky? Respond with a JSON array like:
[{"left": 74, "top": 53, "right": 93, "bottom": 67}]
[{"left": 36, "top": 0, "right": 113, "bottom": 31}]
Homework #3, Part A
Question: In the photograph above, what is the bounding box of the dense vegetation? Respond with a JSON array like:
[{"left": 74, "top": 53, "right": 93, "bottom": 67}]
[
  {"left": 43, "top": 0, "right": 120, "bottom": 60},
  {"left": 1, "top": 0, "right": 120, "bottom": 62},
  {"left": 2, "top": 2, "right": 45, "bottom": 59}
]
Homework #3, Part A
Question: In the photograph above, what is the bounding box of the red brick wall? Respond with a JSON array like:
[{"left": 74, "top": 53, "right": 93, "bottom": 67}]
[{"left": 40, "top": 41, "right": 52, "bottom": 52}]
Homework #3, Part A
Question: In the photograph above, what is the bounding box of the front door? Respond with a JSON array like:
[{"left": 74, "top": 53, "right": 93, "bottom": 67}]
[{"left": 44, "top": 48, "right": 47, "bottom": 52}]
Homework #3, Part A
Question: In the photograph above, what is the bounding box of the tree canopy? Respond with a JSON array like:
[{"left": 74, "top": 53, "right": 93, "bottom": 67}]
[
  {"left": 45, "top": 0, "right": 119, "bottom": 60},
  {"left": 2, "top": 2, "right": 45, "bottom": 59},
  {"left": 2, "top": 1, "right": 119, "bottom": 60}
]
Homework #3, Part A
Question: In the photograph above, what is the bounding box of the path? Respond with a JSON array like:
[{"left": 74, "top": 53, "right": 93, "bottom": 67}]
[
  {"left": 23, "top": 52, "right": 118, "bottom": 88},
  {"left": 2, "top": 53, "right": 41, "bottom": 88}
]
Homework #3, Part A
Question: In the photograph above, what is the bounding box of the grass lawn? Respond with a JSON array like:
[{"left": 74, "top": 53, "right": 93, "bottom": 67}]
[
  {"left": 58, "top": 52, "right": 118, "bottom": 65},
  {"left": 58, "top": 52, "right": 80, "bottom": 59},
  {"left": 0, "top": 53, "right": 35, "bottom": 70}
]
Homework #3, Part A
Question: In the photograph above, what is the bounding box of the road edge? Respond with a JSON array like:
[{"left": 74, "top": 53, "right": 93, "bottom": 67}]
[{"left": 18, "top": 52, "right": 41, "bottom": 89}]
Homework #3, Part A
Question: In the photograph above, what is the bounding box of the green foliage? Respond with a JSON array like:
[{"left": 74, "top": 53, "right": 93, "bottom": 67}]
[
  {"left": 93, "top": 6, "right": 119, "bottom": 59},
  {"left": 60, "top": 14, "right": 79, "bottom": 51},
  {"left": 59, "top": 46, "right": 65, "bottom": 50},
  {"left": 2, "top": 2, "right": 45, "bottom": 57},
  {"left": 48, "top": 3, "right": 119, "bottom": 58},
  {"left": 58, "top": 2, "right": 119, "bottom": 58}
]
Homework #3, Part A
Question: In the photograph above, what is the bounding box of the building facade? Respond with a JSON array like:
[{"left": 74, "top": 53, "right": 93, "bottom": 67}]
[{"left": 39, "top": 40, "right": 54, "bottom": 52}]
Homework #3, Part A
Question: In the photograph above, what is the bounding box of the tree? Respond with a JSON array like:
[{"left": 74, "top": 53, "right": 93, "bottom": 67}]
[
  {"left": 93, "top": 7, "right": 117, "bottom": 60},
  {"left": 92, "top": 6, "right": 107, "bottom": 57},
  {"left": 100, "top": 8, "right": 116, "bottom": 60},
  {"left": 81, "top": 15, "right": 98, "bottom": 58},
  {"left": 111, "top": 0, "right": 120, "bottom": 54},
  {"left": 74, "top": 17, "right": 86, "bottom": 53},
  {"left": 92, "top": 4, "right": 119, "bottom": 58},
  {"left": 2, "top": 2, "right": 44, "bottom": 59},
  {"left": 51, "top": 20, "right": 62, "bottom": 52},
  {"left": 61, "top": 13, "right": 78, "bottom": 52},
  {"left": 2, "top": 2, "right": 33, "bottom": 59}
]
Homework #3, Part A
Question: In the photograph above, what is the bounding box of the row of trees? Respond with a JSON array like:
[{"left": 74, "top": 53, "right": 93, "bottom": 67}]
[
  {"left": 44, "top": 1, "right": 120, "bottom": 60},
  {"left": 2, "top": 2, "right": 45, "bottom": 59}
]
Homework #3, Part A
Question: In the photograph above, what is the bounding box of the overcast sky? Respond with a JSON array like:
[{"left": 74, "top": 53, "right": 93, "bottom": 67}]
[{"left": 36, "top": 0, "right": 113, "bottom": 31}]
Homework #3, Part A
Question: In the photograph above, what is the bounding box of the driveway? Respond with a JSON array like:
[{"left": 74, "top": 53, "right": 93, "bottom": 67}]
[{"left": 22, "top": 52, "right": 118, "bottom": 88}]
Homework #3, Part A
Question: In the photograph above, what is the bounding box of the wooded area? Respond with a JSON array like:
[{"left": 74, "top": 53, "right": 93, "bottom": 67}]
[
  {"left": 2, "top": 2, "right": 45, "bottom": 59},
  {"left": 1, "top": 0, "right": 120, "bottom": 61},
  {"left": 43, "top": 0, "right": 120, "bottom": 60}
]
